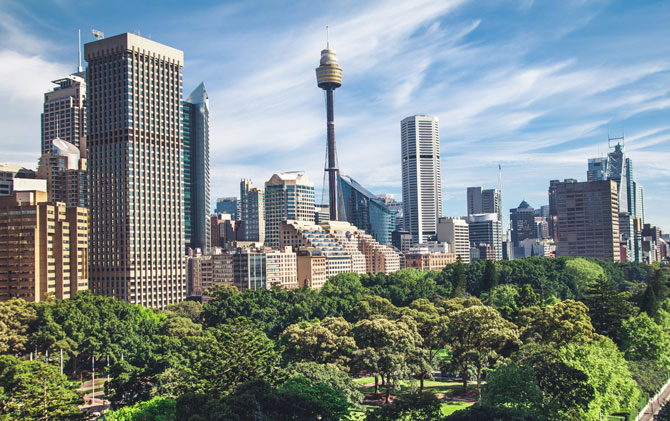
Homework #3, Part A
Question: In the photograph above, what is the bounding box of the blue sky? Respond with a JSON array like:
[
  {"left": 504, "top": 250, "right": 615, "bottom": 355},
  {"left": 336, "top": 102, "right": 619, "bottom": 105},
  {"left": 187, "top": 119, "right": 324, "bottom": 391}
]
[{"left": 1, "top": 0, "right": 668, "bottom": 231}]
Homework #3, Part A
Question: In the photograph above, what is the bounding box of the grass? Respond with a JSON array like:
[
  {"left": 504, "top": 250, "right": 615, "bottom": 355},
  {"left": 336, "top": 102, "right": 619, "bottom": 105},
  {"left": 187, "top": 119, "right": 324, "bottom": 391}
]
[
  {"left": 358, "top": 378, "right": 475, "bottom": 398},
  {"left": 348, "top": 401, "right": 474, "bottom": 419}
]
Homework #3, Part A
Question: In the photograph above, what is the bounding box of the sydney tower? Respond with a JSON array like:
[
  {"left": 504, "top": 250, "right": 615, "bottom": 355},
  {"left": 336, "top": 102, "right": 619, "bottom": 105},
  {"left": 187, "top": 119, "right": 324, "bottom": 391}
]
[{"left": 316, "top": 33, "right": 343, "bottom": 221}]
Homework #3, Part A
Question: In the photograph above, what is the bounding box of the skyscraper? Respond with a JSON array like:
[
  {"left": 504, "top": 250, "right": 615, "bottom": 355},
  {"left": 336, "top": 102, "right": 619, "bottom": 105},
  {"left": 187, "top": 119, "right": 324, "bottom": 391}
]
[
  {"left": 215, "top": 197, "right": 239, "bottom": 219},
  {"left": 467, "top": 186, "right": 501, "bottom": 221},
  {"left": 510, "top": 200, "right": 536, "bottom": 246},
  {"left": 316, "top": 35, "right": 343, "bottom": 221},
  {"left": 85, "top": 33, "right": 185, "bottom": 308},
  {"left": 400, "top": 115, "right": 442, "bottom": 244},
  {"left": 467, "top": 213, "right": 503, "bottom": 261},
  {"left": 41, "top": 75, "right": 87, "bottom": 155},
  {"left": 436, "top": 217, "right": 470, "bottom": 263},
  {"left": 240, "top": 179, "right": 265, "bottom": 243},
  {"left": 555, "top": 180, "right": 620, "bottom": 262},
  {"left": 182, "top": 83, "right": 211, "bottom": 254},
  {"left": 338, "top": 173, "right": 394, "bottom": 245},
  {"left": 264, "top": 172, "right": 315, "bottom": 248}
]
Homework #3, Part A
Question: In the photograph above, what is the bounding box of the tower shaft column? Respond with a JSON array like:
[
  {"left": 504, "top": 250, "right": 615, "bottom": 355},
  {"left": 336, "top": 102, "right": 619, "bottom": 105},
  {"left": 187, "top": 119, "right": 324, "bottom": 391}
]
[{"left": 326, "top": 88, "right": 338, "bottom": 221}]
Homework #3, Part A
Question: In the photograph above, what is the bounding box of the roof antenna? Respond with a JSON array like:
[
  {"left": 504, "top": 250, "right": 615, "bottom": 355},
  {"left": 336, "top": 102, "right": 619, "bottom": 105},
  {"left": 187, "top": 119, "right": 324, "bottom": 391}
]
[
  {"left": 326, "top": 25, "right": 330, "bottom": 49},
  {"left": 77, "top": 29, "right": 83, "bottom": 73}
]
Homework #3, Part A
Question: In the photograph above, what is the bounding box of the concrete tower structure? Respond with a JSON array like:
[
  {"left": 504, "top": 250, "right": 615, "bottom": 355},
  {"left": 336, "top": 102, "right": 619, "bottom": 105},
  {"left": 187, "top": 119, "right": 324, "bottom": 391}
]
[
  {"left": 85, "top": 33, "right": 185, "bottom": 308},
  {"left": 41, "top": 75, "right": 87, "bottom": 156},
  {"left": 401, "top": 115, "right": 442, "bottom": 244},
  {"left": 264, "top": 172, "right": 315, "bottom": 248},
  {"left": 315, "top": 30, "right": 343, "bottom": 221}
]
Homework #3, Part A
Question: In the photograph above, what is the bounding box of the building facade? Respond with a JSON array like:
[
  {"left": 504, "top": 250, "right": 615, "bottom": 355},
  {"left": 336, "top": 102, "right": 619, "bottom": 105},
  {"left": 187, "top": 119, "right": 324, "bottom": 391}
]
[
  {"left": 264, "top": 172, "right": 315, "bottom": 248},
  {"left": 37, "top": 138, "right": 88, "bottom": 208},
  {"left": 85, "top": 33, "right": 185, "bottom": 308},
  {"left": 467, "top": 187, "right": 501, "bottom": 222},
  {"left": 41, "top": 75, "right": 87, "bottom": 155},
  {"left": 240, "top": 179, "right": 265, "bottom": 243},
  {"left": 436, "top": 217, "right": 470, "bottom": 263},
  {"left": 215, "top": 197, "right": 238, "bottom": 219},
  {"left": 401, "top": 115, "right": 442, "bottom": 244},
  {"left": 0, "top": 164, "right": 45, "bottom": 197},
  {"left": 338, "top": 173, "right": 394, "bottom": 245},
  {"left": 182, "top": 83, "right": 211, "bottom": 254},
  {"left": 0, "top": 190, "right": 88, "bottom": 302},
  {"left": 467, "top": 213, "right": 503, "bottom": 261},
  {"left": 510, "top": 200, "right": 536, "bottom": 246},
  {"left": 555, "top": 180, "right": 620, "bottom": 262}
]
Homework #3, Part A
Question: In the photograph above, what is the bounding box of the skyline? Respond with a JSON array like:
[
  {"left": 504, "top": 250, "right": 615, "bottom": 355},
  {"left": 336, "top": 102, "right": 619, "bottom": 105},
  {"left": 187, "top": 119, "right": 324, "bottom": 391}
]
[{"left": 1, "top": 0, "right": 669, "bottom": 231}]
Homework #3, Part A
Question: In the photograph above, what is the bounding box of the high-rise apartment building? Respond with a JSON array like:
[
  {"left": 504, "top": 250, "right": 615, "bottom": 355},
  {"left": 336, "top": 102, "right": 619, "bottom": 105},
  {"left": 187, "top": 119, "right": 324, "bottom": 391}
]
[
  {"left": 467, "top": 187, "right": 501, "bottom": 221},
  {"left": 0, "top": 190, "right": 88, "bottom": 302},
  {"left": 264, "top": 172, "right": 315, "bottom": 248},
  {"left": 338, "top": 173, "right": 394, "bottom": 245},
  {"left": 37, "top": 138, "right": 88, "bottom": 208},
  {"left": 215, "top": 197, "right": 238, "bottom": 219},
  {"left": 555, "top": 180, "right": 620, "bottom": 262},
  {"left": 436, "top": 217, "right": 470, "bottom": 262},
  {"left": 41, "top": 75, "right": 87, "bottom": 155},
  {"left": 510, "top": 200, "right": 536, "bottom": 246},
  {"left": 240, "top": 179, "right": 265, "bottom": 243},
  {"left": 182, "top": 83, "right": 211, "bottom": 254},
  {"left": 467, "top": 213, "right": 503, "bottom": 261},
  {"left": 85, "top": 33, "right": 185, "bottom": 308},
  {"left": 400, "top": 115, "right": 442, "bottom": 244}
]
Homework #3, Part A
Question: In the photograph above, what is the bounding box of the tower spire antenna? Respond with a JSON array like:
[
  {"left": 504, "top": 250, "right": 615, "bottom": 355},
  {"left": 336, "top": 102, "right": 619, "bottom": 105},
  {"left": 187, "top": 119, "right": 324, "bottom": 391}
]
[{"left": 326, "top": 25, "right": 330, "bottom": 49}]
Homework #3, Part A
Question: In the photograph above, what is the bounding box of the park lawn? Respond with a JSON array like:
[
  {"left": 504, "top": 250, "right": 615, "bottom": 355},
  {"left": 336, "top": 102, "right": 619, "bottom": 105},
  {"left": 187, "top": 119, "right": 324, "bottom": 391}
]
[
  {"left": 358, "top": 378, "right": 476, "bottom": 398},
  {"left": 353, "top": 376, "right": 375, "bottom": 386},
  {"left": 441, "top": 400, "right": 474, "bottom": 416},
  {"left": 347, "top": 401, "right": 473, "bottom": 419}
]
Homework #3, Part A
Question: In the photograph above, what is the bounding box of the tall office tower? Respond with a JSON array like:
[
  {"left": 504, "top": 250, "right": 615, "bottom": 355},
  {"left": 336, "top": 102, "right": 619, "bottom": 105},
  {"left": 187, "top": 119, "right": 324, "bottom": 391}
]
[
  {"left": 315, "top": 36, "right": 343, "bottom": 221},
  {"left": 215, "top": 197, "right": 238, "bottom": 219},
  {"left": 436, "top": 217, "right": 470, "bottom": 263},
  {"left": 401, "top": 115, "right": 442, "bottom": 244},
  {"left": 240, "top": 179, "right": 265, "bottom": 243},
  {"left": 555, "top": 180, "right": 620, "bottom": 262},
  {"left": 41, "top": 75, "right": 87, "bottom": 156},
  {"left": 182, "top": 83, "right": 211, "bottom": 254},
  {"left": 467, "top": 186, "right": 501, "bottom": 221},
  {"left": 37, "top": 138, "right": 88, "bottom": 208},
  {"left": 0, "top": 163, "right": 45, "bottom": 197},
  {"left": 264, "top": 172, "right": 315, "bottom": 248},
  {"left": 587, "top": 140, "right": 643, "bottom": 261},
  {"left": 338, "top": 173, "right": 394, "bottom": 245},
  {"left": 85, "top": 33, "right": 185, "bottom": 308},
  {"left": 377, "top": 194, "right": 404, "bottom": 231},
  {"left": 634, "top": 181, "right": 644, "bottom": 224},
  {"left": 587, "top": 157, "right": 608, "bottom": 181},
  {"left": 467, "top": 214, "right": 503, "bottom": 261},
  {"left": 0, "top": 190, "right": 88, "bottom": 302},
  {"left": 510, "top": 200, "right": 536, "bottom": 246}
]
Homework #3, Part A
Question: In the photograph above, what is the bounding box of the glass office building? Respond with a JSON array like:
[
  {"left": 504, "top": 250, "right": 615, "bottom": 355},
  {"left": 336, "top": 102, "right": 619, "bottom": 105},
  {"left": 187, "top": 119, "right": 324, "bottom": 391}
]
[{"left": 338, "top": 173, "right": 394, "bottom": 245}]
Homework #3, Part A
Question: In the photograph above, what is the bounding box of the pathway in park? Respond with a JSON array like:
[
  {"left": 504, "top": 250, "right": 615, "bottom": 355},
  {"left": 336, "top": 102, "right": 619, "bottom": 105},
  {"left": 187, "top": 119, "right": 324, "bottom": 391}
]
[
  {"left": 78, "top": 378, "right": 110, "bottom": 416},
  {"left": 638, "top": 382, "right": 670, "bottom": 421}
]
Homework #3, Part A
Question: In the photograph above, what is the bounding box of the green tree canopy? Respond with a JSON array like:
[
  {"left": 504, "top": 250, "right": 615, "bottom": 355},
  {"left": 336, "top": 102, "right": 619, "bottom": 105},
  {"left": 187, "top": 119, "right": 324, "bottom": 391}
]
[
  {"left": 281, "top": 317, "right": 355, "bottom": 368},
  {"left": 0, "top": 298, "right": 36, "bottom": 355}
]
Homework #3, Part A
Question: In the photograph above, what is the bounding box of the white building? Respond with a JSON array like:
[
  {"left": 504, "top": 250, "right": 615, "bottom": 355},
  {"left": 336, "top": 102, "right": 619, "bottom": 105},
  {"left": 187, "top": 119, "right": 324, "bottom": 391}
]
[
  {"left": 436, "top": 217, "right": 470, "bottom": 263},
  {"left": 401, "top": 115, "right": 442, "bottom": 244}
]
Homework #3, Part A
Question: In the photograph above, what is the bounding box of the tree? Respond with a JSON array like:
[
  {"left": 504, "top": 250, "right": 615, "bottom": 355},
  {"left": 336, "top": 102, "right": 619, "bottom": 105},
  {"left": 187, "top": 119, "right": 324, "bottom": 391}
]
[
  {"left": 402, "top": 299, "right": 449, "bottom": 391},
  {"left": 558, "top": 338, "right": 641, "bottom": 420},
  {"left": 481, "top": 284, "right": 520, "bottom": 321},
  {"left": 446, "top": 405, "right": 542, "bottom": 420},
  {"left": 351, "top": 295, "right": 400, "bottom": 321},
  {"left": 281, "top": 317, "right": 356, "bottom": 368},
  {"left": 513, "top": 343, "right": 595, "bottom": 420},
  {"left": 481, "top": 362, "right": 543, "bottom": 412},
  {"left": 447, "top": 305, "right": 519, "bottom": 396},
  {"left": 583, "top": 275, "right": 637, "bottom": 338},
  {"left": 617, "top": 313, "right": 670, "bottom": 369},
  {"left": 106, "top": 396, "right": 176, "bottom": 421},
  {"left": 518, "top": 300, "right": 596, "bottom": 346},
  {"left": 641, "top": 282, "right": 659, "bottom": 317},
  {"left": 451, "top": 256, "right": 467, "bottom": 298},
  {"left": 0, "top": 355, "right": 84, "bottom": 420},
  {"left": 352, "top": 316, "right": 422, "bottom": 402},
  {"left": 481, "top": 260, "right": 499, "bottom": 292},
  {"left": 0, "top": 298, "right": 37, "bottom": 355},
  {"left": 365, "top": 392, "right": 442, "bottom": 421},
  {"left": 281, "top": 361, "right": 363, "bottom": 407},
  {"left": 278, "top": 376, "right": 350, "bottom": 420},
  {"left": 163, "top": 300, "right": 203, "bottom": 324},
  {"left": 516, "top": 284, "right": 540, "bottom": 309},
  {"left": 564, "top": 257, "right": 606, "bottom": 298}
]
